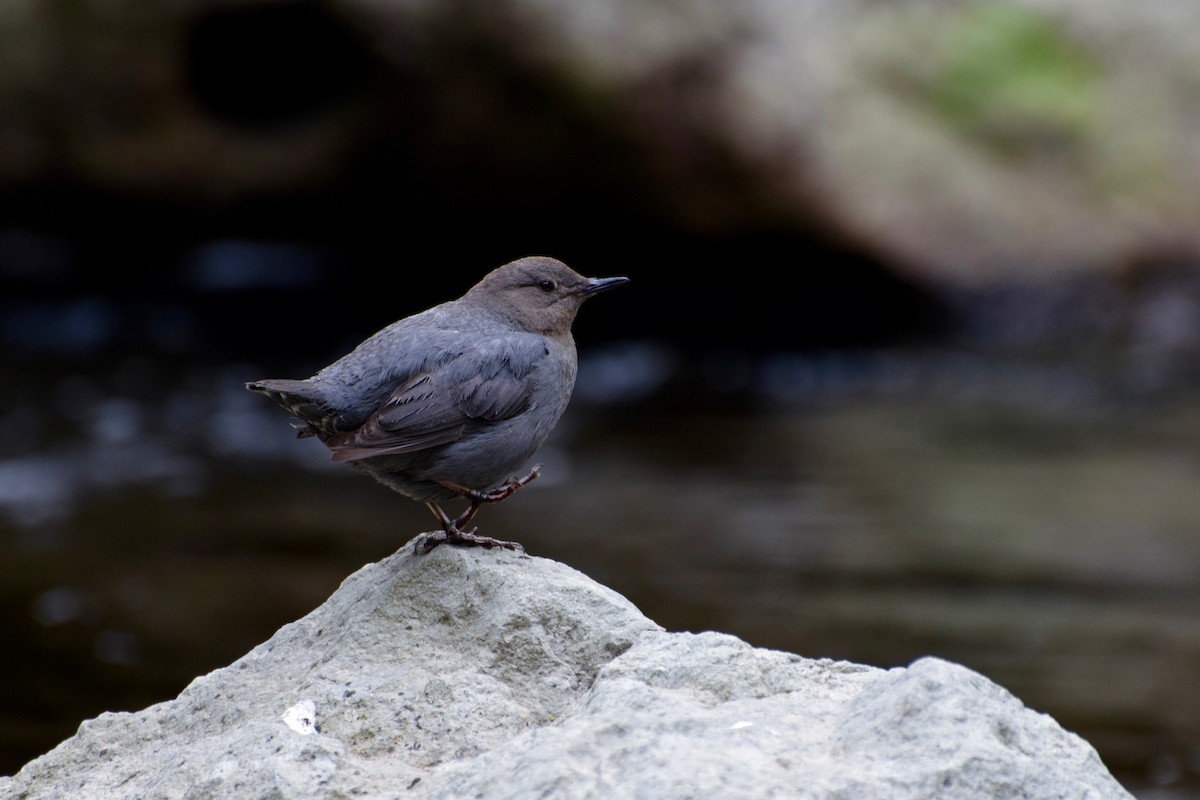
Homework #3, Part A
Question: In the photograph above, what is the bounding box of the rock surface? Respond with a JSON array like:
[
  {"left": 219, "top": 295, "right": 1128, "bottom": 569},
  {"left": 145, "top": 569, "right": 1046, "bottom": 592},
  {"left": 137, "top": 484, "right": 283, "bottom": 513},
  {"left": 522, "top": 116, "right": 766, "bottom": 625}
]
[{"left": 1, "top": 541, "right": 1132, "bottom": 799}]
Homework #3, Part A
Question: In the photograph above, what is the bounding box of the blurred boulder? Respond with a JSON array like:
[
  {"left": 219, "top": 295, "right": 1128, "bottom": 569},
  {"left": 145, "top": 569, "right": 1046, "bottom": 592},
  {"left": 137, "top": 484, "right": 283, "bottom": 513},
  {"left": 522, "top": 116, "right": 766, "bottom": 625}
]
[
  {"left": 1, "top": 0, "right": 1197, "bottom": 281},
  {"left": 0, "top": 0, "right": 380, "bottom": 203}
]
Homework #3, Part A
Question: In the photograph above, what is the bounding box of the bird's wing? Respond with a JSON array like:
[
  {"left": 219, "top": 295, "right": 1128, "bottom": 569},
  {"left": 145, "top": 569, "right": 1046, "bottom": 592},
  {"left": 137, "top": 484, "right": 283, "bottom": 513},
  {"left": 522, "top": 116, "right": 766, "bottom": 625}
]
[{"left": 327, "top": 334, "right": 542, "bottom": 463}]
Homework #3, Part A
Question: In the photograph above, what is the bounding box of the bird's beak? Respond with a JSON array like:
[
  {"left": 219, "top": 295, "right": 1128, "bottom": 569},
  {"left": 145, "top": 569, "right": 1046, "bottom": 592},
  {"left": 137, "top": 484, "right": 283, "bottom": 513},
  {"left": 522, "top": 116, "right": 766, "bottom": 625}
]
[{"left": 584, "top": 276, "right": 630, "bottom": 294}]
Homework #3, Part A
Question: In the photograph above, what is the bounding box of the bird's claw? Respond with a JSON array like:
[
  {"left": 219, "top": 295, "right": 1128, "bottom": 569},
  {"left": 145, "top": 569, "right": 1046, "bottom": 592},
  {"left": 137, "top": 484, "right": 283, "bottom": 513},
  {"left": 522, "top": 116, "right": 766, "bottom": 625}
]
[
  {"left": 416, "top": 527, "right": 524, "bottom": 555},
  {"left": 420, "top": 465, "right": 541, "bottom": 554}
]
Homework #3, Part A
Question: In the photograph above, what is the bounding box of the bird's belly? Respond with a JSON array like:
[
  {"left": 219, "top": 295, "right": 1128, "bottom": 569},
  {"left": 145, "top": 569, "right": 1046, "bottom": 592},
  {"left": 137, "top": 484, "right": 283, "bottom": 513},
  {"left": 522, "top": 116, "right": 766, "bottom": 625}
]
[
  {"left": 423, "top": 417, "right": 551, "bottom": 488},
  {"left": 352, "top": 413, "right": 559, "bottom": 504}
]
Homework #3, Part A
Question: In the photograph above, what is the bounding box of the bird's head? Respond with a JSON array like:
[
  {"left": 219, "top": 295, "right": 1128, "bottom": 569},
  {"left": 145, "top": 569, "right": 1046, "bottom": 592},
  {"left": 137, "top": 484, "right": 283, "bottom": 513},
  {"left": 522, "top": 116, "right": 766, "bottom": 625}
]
[{"left": 463, "top": 256, "right": 628, "bottom": 336}]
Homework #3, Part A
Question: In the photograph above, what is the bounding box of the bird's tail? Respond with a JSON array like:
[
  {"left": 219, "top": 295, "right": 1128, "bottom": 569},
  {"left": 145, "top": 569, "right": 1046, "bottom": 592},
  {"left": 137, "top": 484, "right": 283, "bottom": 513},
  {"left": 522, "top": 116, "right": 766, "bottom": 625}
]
[{"left": 245, "top": 378, "right": 330, "bottom": 438}]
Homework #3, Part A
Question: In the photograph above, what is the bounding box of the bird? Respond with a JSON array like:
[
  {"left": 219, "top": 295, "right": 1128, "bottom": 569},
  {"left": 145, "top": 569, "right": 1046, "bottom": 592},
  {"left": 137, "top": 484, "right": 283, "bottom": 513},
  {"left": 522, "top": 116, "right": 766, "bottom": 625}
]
[{"left": 246, "top": 256, "right": 628, "bottom": 553}]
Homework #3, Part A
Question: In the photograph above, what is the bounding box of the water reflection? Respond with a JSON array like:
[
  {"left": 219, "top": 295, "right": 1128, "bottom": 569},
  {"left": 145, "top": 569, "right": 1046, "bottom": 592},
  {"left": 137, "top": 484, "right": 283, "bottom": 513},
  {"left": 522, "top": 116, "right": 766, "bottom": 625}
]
[
  {"left": 575, "top": 341, "right": 677, "bottom": 404},
  {"left": 1, "top": 299, "right": 121, "bottom": 355},
  {"left": 0, "top": 343, "right": 1198, "bottom": 798},
  {"left": 181, "top": 239, "right": 331, "bottom": 291}
]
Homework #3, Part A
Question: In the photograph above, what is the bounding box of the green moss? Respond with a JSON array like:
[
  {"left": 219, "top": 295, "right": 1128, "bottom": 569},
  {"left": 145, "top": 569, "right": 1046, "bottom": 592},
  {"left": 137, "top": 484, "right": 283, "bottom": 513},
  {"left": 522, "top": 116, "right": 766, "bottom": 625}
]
[{"left": 929, "top": 4, "right": 1102, "bottom": 142}]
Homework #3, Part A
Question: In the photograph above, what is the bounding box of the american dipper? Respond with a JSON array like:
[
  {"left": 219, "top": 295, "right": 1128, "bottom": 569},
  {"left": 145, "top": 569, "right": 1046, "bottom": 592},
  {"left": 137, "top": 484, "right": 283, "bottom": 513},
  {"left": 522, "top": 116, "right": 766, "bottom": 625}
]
[{"left": 246, "top": 256, "right": 628, "bottom": 553}]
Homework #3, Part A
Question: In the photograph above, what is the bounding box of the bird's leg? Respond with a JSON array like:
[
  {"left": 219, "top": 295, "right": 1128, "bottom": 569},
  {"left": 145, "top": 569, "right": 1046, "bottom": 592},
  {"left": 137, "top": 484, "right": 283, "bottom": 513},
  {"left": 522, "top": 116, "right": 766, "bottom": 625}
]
[
  {"left": 416, "top": 500, "right": 524, "bottom": 555},
  {"left": 440, "top": 464, "right": 543, "bottom": 529},
  {"left": 413, "top": 465, "right": 542, "bottom": 554},
  {"left": 425, "top": 501, "right": 459, "bottom": 532}
]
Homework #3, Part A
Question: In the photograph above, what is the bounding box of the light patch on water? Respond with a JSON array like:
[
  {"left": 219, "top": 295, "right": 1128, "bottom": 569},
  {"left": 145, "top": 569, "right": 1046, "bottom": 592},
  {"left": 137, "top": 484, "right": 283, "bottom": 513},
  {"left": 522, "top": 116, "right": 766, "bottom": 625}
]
[
  {"left": 90, "top": 399, "right": 142, "bottom": 444},
  {"left": 33, "top": 586, "right": 100, "bottom": 626},
  {"left": 0, "top": 365, "right": 353, "bottom": 529},
  {"left": 182, "top": 240, "right": 329, "bottom": 292},
  {"left": 575, "top": 341, "right": 676, "bottom": 404},
  {"left": 757, "top": 349, "right": 1104, "bottom": 410},
  {"left": 0, "top": 457, "right": 77, "bottom": 525},
  {"left": 0, "top": 443, "right": 204, "bottom": 527},
  {"left": 0, "top": 298, "right": 119, "bottom": 355}
]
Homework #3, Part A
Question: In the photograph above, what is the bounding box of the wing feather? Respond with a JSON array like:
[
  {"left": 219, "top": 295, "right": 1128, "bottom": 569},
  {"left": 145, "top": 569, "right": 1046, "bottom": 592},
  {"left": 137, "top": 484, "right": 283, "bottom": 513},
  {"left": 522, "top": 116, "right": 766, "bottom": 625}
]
[{"left": 327, "top": 334, "right": 542, "bottom": 463}]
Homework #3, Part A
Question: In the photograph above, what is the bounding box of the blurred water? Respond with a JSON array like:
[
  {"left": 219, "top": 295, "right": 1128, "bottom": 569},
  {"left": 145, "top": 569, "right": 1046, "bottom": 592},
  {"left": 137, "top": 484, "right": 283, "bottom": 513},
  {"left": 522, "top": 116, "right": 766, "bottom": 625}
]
[{"left": 0, "top": 343, "right": 1197, "bottom": 798}]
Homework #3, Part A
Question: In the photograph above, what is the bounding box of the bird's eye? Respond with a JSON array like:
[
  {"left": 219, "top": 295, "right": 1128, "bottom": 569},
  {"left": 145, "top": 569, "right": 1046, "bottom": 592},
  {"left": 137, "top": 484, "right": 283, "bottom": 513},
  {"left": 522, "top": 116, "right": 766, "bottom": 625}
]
[{"left": 538, "top": 279, "right": 556, "bottom": 293}]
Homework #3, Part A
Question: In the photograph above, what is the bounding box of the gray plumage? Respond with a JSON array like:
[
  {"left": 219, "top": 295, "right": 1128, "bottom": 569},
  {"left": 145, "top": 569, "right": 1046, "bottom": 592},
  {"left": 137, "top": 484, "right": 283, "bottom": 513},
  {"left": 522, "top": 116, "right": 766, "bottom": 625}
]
[{"left": 246, "top": 256, "right": 628, "bottom": 551}]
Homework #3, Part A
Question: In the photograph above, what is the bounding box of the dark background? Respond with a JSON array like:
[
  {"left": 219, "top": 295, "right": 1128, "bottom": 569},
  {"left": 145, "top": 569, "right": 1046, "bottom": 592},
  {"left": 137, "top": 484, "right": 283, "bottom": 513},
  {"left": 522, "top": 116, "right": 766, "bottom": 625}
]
[{"left": 1, "top": 2, "right": 1198, "bottom": 797}]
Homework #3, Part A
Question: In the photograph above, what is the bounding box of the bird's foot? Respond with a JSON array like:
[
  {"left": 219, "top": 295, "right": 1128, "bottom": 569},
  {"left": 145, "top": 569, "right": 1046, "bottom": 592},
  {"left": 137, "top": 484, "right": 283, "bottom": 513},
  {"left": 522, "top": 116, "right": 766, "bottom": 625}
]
[
  {"left": 476, "top": 463, "right": 543, "bottom": 503},
  {"left": 418, "top": 468, "right": 541, "bottom": 554},
  {"left": 416, "top": 527, "right": 524, "bottom": 555}
]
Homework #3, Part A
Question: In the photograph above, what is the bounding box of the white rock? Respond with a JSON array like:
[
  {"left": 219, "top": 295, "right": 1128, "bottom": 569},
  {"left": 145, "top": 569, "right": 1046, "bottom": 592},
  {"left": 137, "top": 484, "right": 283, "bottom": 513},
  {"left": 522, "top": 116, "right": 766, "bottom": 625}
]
[{"left": 281, "top": 700, "right": 319, "bottom": 736}]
